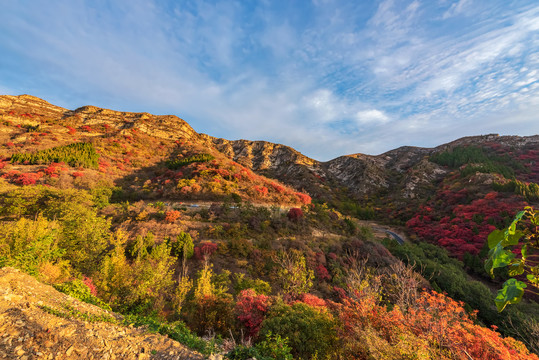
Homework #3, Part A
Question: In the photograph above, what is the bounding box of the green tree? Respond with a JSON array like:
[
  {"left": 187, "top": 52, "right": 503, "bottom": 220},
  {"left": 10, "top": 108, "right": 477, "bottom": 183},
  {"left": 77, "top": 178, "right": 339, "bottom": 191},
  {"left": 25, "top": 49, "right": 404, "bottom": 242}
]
[
  {"left": 168, "top": 232, "right": 194, "bottom": 259},
  {"left": 0, "top": 215, "right": 65, "bottom": 277},
  {"left": 274, "top": 249, "right": 314, "bottom": 299}
]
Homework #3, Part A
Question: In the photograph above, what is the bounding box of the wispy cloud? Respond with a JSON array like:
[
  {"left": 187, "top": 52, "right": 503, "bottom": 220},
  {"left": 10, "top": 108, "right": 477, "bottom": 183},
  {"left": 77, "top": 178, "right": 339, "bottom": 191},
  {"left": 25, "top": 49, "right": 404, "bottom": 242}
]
[{"left": 0, "top": 0, "right": 538, "bottom": 160}]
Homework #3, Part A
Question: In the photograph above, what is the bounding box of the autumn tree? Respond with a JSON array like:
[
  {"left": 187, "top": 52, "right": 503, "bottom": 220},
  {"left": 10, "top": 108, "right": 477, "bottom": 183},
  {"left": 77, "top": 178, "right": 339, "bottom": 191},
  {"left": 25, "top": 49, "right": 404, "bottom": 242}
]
[{"left": 274, "top": 249, "right": 314, "bottom": 299}]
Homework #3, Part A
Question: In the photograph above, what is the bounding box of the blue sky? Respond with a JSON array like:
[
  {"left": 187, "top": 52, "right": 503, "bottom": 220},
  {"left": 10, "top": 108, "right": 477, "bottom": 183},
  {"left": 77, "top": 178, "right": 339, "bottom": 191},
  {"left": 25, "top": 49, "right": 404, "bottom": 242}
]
[{"left": 1, "top": 0, "right": 538, "bottom": 160}]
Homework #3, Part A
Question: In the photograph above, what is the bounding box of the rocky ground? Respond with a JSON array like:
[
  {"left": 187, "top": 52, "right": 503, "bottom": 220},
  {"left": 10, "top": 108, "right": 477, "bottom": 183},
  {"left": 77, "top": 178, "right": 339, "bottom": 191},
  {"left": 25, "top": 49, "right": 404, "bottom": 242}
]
[{"left": 0, "top": 267, "right": 205, "bottom": 360}]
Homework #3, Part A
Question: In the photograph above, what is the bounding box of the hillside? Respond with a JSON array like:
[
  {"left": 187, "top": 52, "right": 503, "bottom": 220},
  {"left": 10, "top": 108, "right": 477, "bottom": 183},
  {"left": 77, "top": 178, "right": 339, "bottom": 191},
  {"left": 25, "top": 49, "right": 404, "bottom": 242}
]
[
  {"left": 0, "top": 95, "right": 311, "bottom": 207},
  {"left": 0, "top": 267, "right": 204, "bottom": 360},
  {"left": 1, "top": 95, "right": 539, "bottom": 359}
]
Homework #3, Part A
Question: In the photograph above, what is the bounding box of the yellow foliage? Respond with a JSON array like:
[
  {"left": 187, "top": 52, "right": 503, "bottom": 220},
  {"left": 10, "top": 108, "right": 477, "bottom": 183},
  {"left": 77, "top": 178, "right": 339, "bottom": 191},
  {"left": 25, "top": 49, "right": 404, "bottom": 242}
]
[{"left": 194, "top": 261, "right": 215, "bottom": 300}]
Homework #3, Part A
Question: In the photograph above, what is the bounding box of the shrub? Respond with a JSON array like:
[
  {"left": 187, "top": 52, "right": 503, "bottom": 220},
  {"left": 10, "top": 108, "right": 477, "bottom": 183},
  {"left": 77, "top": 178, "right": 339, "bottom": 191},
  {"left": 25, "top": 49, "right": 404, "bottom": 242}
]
[
  {"left": 166, "top": 153, "right": 214, "bottom": 170},
  {"left": 236, "top": 289, "right": 270, "bottom": 338},
  {"left": 168, "top": 232, "right": 194, "bottom": 260},
  {"left": 164, "top": 210, "right": 181, "bottom": 223},
  {"left": 186, "top": 295, "right": 235, "bottom": 336},
  {"left": 194, "top": 242, "right": 218, "bottom": 261},
  {"left": 233, "top": 273, "right": 272, "bottom": 296},
  {"left": 259, "top": 301, "right": 339, "bottom": 360},
  {"left": 287, "top": 207, "right": 303, "bottom": 221},
  {"left": 295, "top": 192, "right": 312, "bottom": 205},
  {"left": 54, "top": 278, "right": 110, "bottom": 310},
  {"left": 227, "top": 332, "right": 293, "bottom": 360},
  {"left": 0, "top": 216, "right": 64, "bottom": 277}
]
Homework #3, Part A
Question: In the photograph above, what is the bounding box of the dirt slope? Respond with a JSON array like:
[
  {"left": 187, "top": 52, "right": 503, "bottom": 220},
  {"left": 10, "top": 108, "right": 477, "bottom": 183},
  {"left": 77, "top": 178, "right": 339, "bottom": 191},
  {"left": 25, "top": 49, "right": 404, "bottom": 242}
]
[{"left": 0, "top": 267, "right": 204, "bottom": 360}]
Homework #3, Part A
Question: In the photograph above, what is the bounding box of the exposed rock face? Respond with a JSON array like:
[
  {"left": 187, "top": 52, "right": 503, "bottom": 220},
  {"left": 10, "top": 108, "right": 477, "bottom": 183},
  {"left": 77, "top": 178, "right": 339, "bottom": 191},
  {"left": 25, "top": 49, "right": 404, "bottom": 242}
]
[
  {"left": 0, "top": 94, "right": 200, "bottom": 141},
  {"left": 0, "top": 267, "right": 204, "bottom": 360},
  {"left": 207, "top": 137, "right": 316, "bottom": 170},
  {"left": 0, "top": 94, "right": 67, "bottom": 120},
  {"left": 67, "top": 105, "right": 201, "bottom": 141}
]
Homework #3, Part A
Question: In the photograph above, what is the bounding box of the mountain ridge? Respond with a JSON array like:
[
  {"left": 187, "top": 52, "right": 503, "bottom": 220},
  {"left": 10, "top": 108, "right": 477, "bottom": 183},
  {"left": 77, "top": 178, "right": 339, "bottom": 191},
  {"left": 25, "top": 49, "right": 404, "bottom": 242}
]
[{"left": 2, "top": 94, "right": 539, "bottom": 204}]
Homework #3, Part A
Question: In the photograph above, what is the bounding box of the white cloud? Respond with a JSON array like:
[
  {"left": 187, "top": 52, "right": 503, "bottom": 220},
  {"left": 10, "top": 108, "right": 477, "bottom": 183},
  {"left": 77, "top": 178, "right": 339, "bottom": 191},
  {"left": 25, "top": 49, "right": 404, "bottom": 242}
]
[{"left": 355, "top": 110, "right": 389, "bottom": 124}]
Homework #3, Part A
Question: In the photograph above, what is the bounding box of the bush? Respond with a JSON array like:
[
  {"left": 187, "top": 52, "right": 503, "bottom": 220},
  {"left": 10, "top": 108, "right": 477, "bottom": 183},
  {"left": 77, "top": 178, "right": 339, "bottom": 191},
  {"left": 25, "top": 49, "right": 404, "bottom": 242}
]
[
  {"left": 287, "top": 207, "right": 303, "bottom": 221},
  {"left": 185, "top": 295, "right": 235, "bottom": 337},
  {"left": 54, "top": 278, "right": 111, "bottom": 310},
  {"left": 165, "top": 210, "right": 181, "bottom": 223},
  {"left": 235, "top": 289, "right": 270, "bottom": 338},
  {"left": 259, "top": 302, "right": 339, "bottom": 359},
  {"left": 0, "top": 216, "right": 64, "bottom": 277},
  {"left": 227, "top": 332, "right": 293, "bottom": 360},
  {"left": 166, "top": 153, "right": 214, "bottom": 170}
]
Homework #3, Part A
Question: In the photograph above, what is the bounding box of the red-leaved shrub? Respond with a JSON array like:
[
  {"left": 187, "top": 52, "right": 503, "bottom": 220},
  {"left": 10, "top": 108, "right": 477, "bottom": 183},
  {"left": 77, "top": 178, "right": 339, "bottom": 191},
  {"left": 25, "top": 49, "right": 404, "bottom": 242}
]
[
  {"left": 235, "top": 289, "right": 270, "bottom": 338},
  {"left": 287, "top": 207, "right": 304, "bottom": 221}
]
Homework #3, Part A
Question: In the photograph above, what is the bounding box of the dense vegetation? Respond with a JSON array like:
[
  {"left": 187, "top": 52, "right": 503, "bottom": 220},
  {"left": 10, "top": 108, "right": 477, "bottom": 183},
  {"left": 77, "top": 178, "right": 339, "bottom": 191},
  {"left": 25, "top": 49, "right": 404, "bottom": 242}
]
[
  {"left": 11, "top": 142, "right": 99, "bottom": 168},
  {"left": 430, "top": 145, "right": 525, "bottom": 178},
  {"left": 166, "top": 153, "right": 215, "bottom": 170}
]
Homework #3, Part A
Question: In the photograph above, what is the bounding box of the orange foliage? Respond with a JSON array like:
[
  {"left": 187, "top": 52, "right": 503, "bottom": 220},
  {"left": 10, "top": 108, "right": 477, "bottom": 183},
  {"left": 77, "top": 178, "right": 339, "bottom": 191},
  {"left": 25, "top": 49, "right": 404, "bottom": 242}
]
[
  {"left": 338, "top": 290, "right": 538, "bottom": 360},
  {"left": 296, "top": 192, "right": 312, "bottom": 205},
  {"left": 164, "top": 210, "right": 181, "bottom": 223}
]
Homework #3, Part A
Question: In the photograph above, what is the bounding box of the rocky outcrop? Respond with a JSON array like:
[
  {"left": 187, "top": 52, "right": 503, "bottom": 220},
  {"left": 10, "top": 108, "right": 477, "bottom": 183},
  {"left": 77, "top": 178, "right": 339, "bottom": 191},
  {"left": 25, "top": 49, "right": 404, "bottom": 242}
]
[{"left": 0, "top": 267, "right": 204, "bottom": 360}]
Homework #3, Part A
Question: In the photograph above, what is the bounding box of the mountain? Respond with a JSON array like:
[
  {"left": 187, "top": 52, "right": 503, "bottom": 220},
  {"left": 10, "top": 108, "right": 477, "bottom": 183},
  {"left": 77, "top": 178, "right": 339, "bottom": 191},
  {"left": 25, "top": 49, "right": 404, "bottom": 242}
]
[{"left": 1, "top": 95, "right": 539, "bottom": 359}]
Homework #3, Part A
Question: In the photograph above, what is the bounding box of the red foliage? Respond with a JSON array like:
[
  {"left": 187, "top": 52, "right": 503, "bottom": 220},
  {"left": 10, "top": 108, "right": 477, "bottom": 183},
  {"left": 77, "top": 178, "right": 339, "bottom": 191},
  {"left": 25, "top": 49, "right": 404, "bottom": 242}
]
[
  {"left": 44, "top": 163, "right": 66, "bottom": 177},
  {"left": 406, "top": 191, "right": 526, "bottom": 258},
  {"left": 194, "top": 242, "right": 218, "bottom": 261},
  {"left": 338, "top": 290, "right": 538, "bottom": 359},
  {"left": 296, "top": 293, "right": 327, "bottom": 309},
  {"left": 82, "top": 276, "right": 98, "bottom": 296},
  {"left": 66, "top": 126, "right": 76, "bottom": 135},
  {"left": 269, "top": 182, "right": 285, "bottom": 193},
  {"left": 6, "top": 142, "right": 15, "bottom": 147},
  {"left": 81, "top": 125, "right": 92, "bottom": 132},
  {"left": 72, "top": 171, "right": 84, "bottom": 178},
  {"left": 164, "top": 210, "right": 181, "bottom": 223},
  {"left": 235, "top": 289, "right": 270, "bottom": 338},
  {"left": 316, "top": 264, "right": 331, "bottom": 281},
  {"left": 2, "top": 170, "right": 44, "bottom": 185},
  {"left": 254, "top": 185, "right": 268, "bottom": 197},
  {"left": 287, "top": 207, "right": 304, "bottom": 221}
]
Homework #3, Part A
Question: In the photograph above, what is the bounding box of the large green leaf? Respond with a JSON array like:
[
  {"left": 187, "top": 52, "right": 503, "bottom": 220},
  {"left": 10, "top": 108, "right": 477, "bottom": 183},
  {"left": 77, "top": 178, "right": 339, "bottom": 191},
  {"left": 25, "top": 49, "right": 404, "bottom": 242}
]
[
  {"left": 487, "top": 244, "right": 516, "bottom": 276},
  {"left": 507, "top": 210, "right": 526, "bottom": 235},
  {"left": 502, "top": 230, "right": 524, "bottom": 247},
  {"left": 487, "top": 230, "right": 505, "bottom": 249},
  {"left": 508, "top": 261, "right": 524, "bottom": 276},
  {"left": 494, "top": 279, "right": 526, "bottom": 312}
]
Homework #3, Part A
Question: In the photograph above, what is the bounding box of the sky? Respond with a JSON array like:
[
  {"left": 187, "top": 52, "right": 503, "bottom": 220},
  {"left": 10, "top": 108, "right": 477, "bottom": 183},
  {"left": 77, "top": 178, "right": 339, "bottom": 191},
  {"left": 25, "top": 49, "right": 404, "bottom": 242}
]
[{"left": 1, "top": 0, "right": 538, "bottom": 161}]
